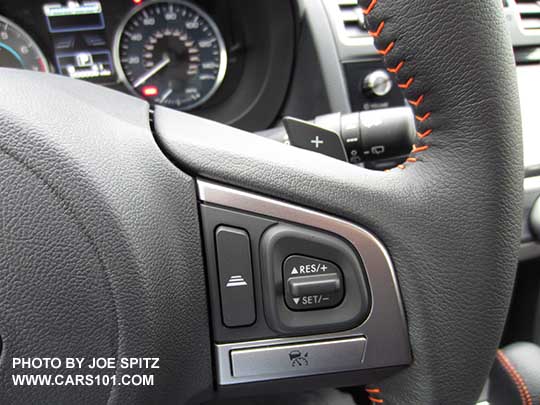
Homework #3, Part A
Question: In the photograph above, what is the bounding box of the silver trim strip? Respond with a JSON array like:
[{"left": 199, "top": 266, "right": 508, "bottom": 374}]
[
  {"left": 197, "top": 180, "right": 411, "bottom": 385},
  {"left": 300, "top": 0, "right": 352, "bottom": 112},
  {"left": 321, "top": 0, "right": 378, "bottom": 60},
  {"left": 505, "top": 0, "right": 540, "bottom": 48},
  {"left": 231, "top": 337, "right": 367, "bottom": 379},
  {"left": 525, "top": 176, "right": 540, "bottom": 192}
]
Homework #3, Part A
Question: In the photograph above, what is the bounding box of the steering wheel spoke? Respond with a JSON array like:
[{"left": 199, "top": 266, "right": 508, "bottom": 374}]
[{"left": 0, "top": 0, "right": 522, "bottom": 402}]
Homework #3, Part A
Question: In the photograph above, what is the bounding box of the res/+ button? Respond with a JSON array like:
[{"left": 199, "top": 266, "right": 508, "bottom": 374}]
[{"left": 283, "top": 255, "right": 344, "bottom": 311}]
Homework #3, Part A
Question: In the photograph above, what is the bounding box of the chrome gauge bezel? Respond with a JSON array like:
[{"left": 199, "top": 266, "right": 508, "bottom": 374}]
[
  {"left": 113, "top": 0, "right": 228, "bottom": 111},
  {"left": 0, "top": 14, "right": 50, "bottom": 73}
]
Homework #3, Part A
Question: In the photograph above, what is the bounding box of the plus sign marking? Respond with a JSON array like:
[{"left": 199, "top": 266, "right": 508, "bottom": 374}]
[{"left": 310, "top": 135, "right": 324, "bottom": 149}]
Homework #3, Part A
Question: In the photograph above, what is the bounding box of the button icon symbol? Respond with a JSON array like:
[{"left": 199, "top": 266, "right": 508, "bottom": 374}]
[
  {"left": 291, "top": 267, "right": 299, "bottom": 275},
  {"left": 310, "top": 135, "right": 324, "bottom": 149},
  {"left": 363, "top": 114, "right": 383, "bottom": 128},
  {"left": 293, "top": 297, "right": 300, "bottom": 304},
  {"left": 75, "top": 52, "right": 93, "bottom": 67},
  {"left": 371, "top": 145, "right": 385, "bottom": 155},
  {"left": 226, "top": 275, "right": 248, "bottom": 287},
  {"left": 289, "top": 350, "right": 309, "bottom": 367}
]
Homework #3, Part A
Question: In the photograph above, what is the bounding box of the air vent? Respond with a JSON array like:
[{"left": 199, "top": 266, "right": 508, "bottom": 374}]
[
  {"left": 337, "top": 0, "right": 366, "bottom": 38},
  {"left": 516, "top": 0, "right": 540, "bottom": 30}
]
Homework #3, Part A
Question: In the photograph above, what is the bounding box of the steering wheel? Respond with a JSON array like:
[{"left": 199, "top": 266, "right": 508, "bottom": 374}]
[{"left": 0, "top": 0, "right": 522, "bottom": 404}]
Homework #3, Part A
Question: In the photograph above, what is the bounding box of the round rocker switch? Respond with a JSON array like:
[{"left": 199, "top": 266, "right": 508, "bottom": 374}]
[
  {"left": 260, "top": 223, "right": 371, "bottom": 334},
  {"left": 283, "top": 255, "right": 344, "bottom": 311}
]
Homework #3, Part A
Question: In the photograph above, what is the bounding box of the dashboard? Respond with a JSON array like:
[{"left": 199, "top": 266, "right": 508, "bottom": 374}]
[
  {"left": 0, "top": 0, "right": 295, "bottom": 131},
  {"left": 1, "top": 1, "right": 539, "bottom": 174}
]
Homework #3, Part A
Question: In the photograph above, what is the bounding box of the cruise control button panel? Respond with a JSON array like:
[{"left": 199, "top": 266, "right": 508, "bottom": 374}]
[
  {"left": 199, "top": 181, "right": 411, "bottom": 388},
  {"left": 260, "top": 224, "right": 371, "bottom": 334},
  {"left": 283, "top": 255, "right": 344, "bottom": 310}
]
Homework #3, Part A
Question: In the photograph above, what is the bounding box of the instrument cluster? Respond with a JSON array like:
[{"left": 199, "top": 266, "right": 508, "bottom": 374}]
[
  {"left": 0, "top": 0, "right": 295, "bottom": 129},
  {"left": 116, "top": 1, "right": 227, "bottom": 110}
]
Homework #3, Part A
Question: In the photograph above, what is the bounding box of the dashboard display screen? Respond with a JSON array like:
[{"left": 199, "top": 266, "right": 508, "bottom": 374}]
[
  {"left": 0, "top": 0, "right": 290, "bottom": 128},
  {"left": 43, "top": 2, "right": 105, "bottom": 33},
  {"left": 42, "top": 1, "right": 114, "bottom": 84}
]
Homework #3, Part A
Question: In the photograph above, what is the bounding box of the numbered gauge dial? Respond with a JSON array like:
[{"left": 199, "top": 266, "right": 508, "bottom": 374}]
[
  {"left": 0, "top": 15, "right": 49, "bottom": 72},
  {"left": 114, "top": 0, "right": 227, "bottom": 111}
]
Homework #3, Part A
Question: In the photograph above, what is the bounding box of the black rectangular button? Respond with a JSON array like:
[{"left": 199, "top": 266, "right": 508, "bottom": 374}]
[
  {"left": 216, "top": 226, "right": 256, "bottom": 327},
  {"left": 288, "top": 273, "right": 341, "bottom": 296},
  {"left": 283, "top": 255, "right": 344, "bottom": 311}
]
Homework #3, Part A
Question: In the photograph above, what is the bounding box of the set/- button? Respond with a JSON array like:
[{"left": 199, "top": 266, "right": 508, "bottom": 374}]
[{"left": 283, "top": 255, "right": 344, "bottom": 311}]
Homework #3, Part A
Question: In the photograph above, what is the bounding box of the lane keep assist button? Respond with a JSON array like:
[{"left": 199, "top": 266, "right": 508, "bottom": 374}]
[{"left": 231, "top": 337, "right": 367, "bottom": 379}]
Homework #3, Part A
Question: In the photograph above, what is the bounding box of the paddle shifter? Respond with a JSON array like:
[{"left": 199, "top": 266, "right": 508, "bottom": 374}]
[{"left": 263, "top": 107, "right": 415, "bottom": 169}]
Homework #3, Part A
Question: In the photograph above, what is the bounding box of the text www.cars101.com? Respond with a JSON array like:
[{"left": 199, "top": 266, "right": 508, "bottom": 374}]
[{"left": 12, "top": 373, "right": 154, "bottom": 386}]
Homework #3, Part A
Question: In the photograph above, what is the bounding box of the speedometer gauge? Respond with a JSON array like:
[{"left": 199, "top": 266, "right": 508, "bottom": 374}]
[
  {"left": 114, "top": 0, "right": 227, "bottom": 111},
  {"left": 0, "top": 15, "right": 49, "bottom": 72}
]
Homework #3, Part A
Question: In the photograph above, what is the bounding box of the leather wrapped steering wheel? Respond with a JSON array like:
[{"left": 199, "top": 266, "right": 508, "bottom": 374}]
[{"left": 0, "top": 0, "right": 522, "bottom": 403}]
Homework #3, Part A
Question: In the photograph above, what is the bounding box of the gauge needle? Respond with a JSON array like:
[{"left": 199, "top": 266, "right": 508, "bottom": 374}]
[
  {"left": 133, "top": 55, "right": 171, "bottom": 88},
  {"left": 158, "top": 88, "right": 173, "bottom": 103}
]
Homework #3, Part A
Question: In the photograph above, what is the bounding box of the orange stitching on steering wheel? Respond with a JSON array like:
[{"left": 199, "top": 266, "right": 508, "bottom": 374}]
[
  {"left": 365, "top": 386, "right": 384, "bottom": 403},
  {"left": 497, "top": 350, "right": 532, "bottom": 405},
  {"left": 369, "top": 21, "right": 385, "bottom": 37},
  {"left": 387, "top": 61, "right": 405, "bottom": 74},
  {"left": 377, "top": 41, "right": 395, "bottom": 56},
  {"left": 408, "top": 95, "right": 424, "bottom": 107},
  {"left": 398, "top": 77, "right": 414, "bottom": 89},
  {"left": 412, "top": 144, "right": 429, "bottom": 153},
  {"left": 363, "top": 0, "right": 378, "bottom": 15},
  {"left": 361, "top": 0, "right": 434, "bottom": 170},
  {"left": 416, "top": 112, "right": 431, "bottom": 122},
  {"left": 417, "top": 129, "right": 433, "bottom": 139}
]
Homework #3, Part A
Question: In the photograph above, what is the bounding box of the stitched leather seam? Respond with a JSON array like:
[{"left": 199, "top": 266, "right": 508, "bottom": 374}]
[
  {"left": 412, "top": 144, "right": 429, "bottom": 153},
  {"left": 386, "top": 145, "right": 429, "bottom": 171},
  {"left": 497, "top": 350, "right": 533, "bottom": 405},
  {"left": 369, "top": 21, "right": 385, "bottom": 37},
  {"left": 366, "top": 386, "right": 384, "bottom": 403},
  {"left": 416, "top": 112, "right": 431, "bottom": 122},
  {"left": 408, "top": 95, "right": 424, "bottom": 107},
  {"left": 377, "top": 41, "right": 395, "bottom": 56},
  {"left": 363, "top": 0, "right": 432, "bottom": 170},
  {"left": 363, "top": 0, "right": 378, "bottom": 15},
  {"left": 387, "top": 61, "right": 404, "bottom": 74},
  {"left": 417, "top": 129, "right": 433, "bottom": 139},
  {"left": 398, "top": 77, "right": 414, "bottom": 89}
]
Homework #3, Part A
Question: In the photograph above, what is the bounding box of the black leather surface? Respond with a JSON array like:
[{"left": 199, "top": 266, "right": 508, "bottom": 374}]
[
  {"left": 203, "top": 388, "right": 357, "bottom": 405},
  {"left": 0, "top": 69, "right": 212, "bottom": 404},
  {"left": 155, "top": 0, "right": 523, "bottom": 403},
  {"left": 489, "top": 342, "right": 540, "bottom": 405}
]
